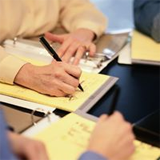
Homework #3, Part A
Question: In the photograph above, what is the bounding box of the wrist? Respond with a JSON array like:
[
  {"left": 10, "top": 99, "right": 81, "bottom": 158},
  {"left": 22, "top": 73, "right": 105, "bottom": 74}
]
[
  {"left": 14, "top": 63, "right": 34, "bottom": 87},
  {"left": 76, "top": 28, "right": 96, "bottom": 41}
]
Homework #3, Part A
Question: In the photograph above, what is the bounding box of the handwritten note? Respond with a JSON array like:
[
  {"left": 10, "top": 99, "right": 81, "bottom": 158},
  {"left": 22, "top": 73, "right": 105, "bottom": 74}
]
[
  {"left": 34, "top": 113, "right": 160, "bottom": 160},
  {"left": 34, "top": 113, "right": 95, "bottom": 160}
]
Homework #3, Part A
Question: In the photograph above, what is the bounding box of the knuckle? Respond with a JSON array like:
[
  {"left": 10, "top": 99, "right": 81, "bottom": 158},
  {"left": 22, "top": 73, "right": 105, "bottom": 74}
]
[
  {"left": 74, "top": 57, "right": 81, "bottom": 62},
  {"left": 69, "top": 87, "right": 76, "bottom": 94},
  {"left": 67, "top": 48, "right": 75, "bottom": 55},
  {"left": 54, "top": 72, "right": 62, "bottom": 78},
  {"left": 79, "top": 46, "right": 85, "bottom": 52},
  {"left": 63, "top": 87, "right": 75, "bottom": 95},
  {"left": 58, "top": 48, "right": 65, "bottom": 54},
  {"left": 114, "top": 111, "right": 124, "bottom": 120},
  {"left": 75, "top": 67, "right": 82, "bottom": 76}
]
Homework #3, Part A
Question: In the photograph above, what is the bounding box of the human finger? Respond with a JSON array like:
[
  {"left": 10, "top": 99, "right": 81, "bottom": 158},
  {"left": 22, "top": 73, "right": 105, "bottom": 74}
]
[
  {"left": 35, "top": 142, "right": 49, "bottom": 160},
  {"left": 98, "top": 114, "right": 108, "bottom": 123},
  {"left": 61, "top": 41, "right": 80, "bottom": 63},
  {"left": 45, "top": 32, "right": 64, "bottom": 43},
  {"left": 88, "top": 43, "right": 96, "bottom": 57},
  {"left": 52, "top": 72, "right": 79, "bottom": 91},
  {"left": 113, "top": 137, "right": 135, "bottom": 160},
  {"left": 21, "top": 140, "right": 49, "bottom": 160},
  {"left": 72, "top": 46, "right": 86, "bottom": 65},
  {"left": 57, "top": 38, "right": 73, "bottom": 57},
  {"left": 63, "top": 63, "right": 82, "bottom": 79},
  {"left": 45, "top": 87, "right": 67, "bottom": 97},
  {"left": 109, "top": 111, "right": 125, "bottom": 122}
]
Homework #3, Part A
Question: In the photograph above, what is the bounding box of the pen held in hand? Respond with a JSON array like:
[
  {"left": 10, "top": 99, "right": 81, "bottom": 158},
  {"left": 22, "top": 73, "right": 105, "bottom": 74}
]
[{"left": 39, "top": 37, "right": 84, "bottom": 92}]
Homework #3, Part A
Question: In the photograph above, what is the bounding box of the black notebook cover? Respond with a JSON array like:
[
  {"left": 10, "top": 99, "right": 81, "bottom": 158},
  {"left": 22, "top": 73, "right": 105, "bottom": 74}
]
[{"left": 133, "top": 110, "right": 160, "bottom": 148}]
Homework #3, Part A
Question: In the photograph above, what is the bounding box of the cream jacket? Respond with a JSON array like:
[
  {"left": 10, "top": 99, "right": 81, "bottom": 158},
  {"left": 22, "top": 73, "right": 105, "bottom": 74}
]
[{"left": 0, "top": 0, "right": 107, "bottom": 84}]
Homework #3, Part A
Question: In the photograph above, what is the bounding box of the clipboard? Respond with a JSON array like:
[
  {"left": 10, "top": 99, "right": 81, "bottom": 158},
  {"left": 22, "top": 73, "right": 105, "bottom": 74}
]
[
  {"left": 0, "top": 39, "right": 119, "bottom": 113},
  {"left": 22, "top": 107, "right": 160, "bottom": 160},
  {"left": 2, "top": 36, "right": 127, "bottom": 73},
  {"left": 2, "top": 38, "right": 107, "bottom": 73}
]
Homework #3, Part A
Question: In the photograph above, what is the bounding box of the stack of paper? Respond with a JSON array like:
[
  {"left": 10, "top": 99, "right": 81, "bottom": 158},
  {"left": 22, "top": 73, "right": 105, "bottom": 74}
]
[{"left": 131, "top": 30, "right": 160, "bottom": 66}]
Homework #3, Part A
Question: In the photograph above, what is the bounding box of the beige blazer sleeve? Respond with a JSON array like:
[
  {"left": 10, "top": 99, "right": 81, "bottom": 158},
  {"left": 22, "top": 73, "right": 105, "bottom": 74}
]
[
  {"left": 0, "top": 0, "right": 107, "bottom": 85},
  {"left": 59, "top": 0, "right": 107, "bottom": 38},
  {"left": 0, "top": 47, "right": 27, "bottom": 84}
]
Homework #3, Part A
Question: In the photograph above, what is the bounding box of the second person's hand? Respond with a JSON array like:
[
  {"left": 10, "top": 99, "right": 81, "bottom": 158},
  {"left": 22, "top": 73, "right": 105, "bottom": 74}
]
[
  {"left": 88, "top": 111, "right": 135, "bottom": 160},
  {"left": 45, "top": 28, "right": 96, "bottom": 65}
]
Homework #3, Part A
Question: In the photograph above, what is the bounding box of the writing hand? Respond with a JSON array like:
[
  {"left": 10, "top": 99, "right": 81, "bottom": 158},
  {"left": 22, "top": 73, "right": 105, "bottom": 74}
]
[{"left": 14, "top": 61, "right": 81, "bottom": 97}]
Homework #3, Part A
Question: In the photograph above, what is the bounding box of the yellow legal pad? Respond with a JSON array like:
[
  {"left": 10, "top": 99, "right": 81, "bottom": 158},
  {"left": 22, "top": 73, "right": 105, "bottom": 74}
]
[
  {"left": 0, "top": 72, "right": 112, "bottom": 112},
  {"left": 33, "top": 113, "right": 160, "bottom": 160},
  {"left": 131, "top": 30, "right": 160, "bottom": 65},
  {"left": 0, "top": 56, "right": 117, "bottom": 112}
]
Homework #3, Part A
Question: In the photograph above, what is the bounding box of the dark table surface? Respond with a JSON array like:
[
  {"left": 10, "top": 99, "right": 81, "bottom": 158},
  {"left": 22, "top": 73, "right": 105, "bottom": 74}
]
[{"left": 88, "top": 58, "right": 160, "bottom": 124}]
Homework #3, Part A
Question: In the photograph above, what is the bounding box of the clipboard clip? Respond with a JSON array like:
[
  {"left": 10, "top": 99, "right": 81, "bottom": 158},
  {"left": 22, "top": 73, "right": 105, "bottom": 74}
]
[{"left": 31, "top": 108, "right": 52, "bottom": 125}]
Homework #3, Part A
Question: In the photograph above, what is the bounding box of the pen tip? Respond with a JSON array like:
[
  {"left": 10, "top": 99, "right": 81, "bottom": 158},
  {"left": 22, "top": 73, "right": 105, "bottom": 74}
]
[{"left": 79, "top": 85, "right": 84, "bottom": 92}]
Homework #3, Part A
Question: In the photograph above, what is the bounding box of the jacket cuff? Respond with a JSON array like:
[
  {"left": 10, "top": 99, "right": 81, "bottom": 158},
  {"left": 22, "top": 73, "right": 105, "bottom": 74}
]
[
  {"left": 0, "top": 55, "right": 27, "bottom": 84},
  {"left": 78, "top": 151, "right": 107, "bottom": 160},
  {"left": 73, "top": 21, "right": 107, "bottom": 40}
]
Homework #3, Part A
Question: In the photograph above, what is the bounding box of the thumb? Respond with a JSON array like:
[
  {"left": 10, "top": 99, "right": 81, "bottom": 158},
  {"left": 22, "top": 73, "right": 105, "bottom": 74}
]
[
  {"left": 45, "top": 32, "right": 65, "bottom": 43},
  {"left": 98, "top": 114, "right": 108, "bottom": 123}
]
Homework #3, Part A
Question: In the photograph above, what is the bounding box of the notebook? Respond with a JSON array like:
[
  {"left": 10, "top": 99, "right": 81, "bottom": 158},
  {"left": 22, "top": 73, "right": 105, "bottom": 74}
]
[
  {"left": 0, "top": 54, "right": 118, "bottom": 113},
  {"left": 24, "top": 112, "right": 160, "bottom": 160},
  {"left": 133, "top": 110, "right": 160, "bottom": 148},
  {"left": 131, "top": 30, "right": 160, "bottom": 66},
  {"left": 0, "top": 72, "right": 117, "bottom": 113}
]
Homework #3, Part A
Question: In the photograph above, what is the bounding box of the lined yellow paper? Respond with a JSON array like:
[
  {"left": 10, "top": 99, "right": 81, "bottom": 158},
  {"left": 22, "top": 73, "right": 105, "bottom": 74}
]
[
  {"left": 34, "top": 113, "right": 160, "bottom": 160},
  {"left": 131, "top": 30, "right": 160, "bottom": 64},
  {"left": 0, "top": 72, "right": 110, "bottom": 112},
  {"left": 34, "top": 113, "right": 94, "bottom": 160}
]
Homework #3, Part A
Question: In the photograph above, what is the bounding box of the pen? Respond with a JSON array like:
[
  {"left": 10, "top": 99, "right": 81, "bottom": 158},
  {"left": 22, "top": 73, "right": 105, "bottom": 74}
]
[
  {"left": 108, "top": 86, "right": 119, "bottom": 115},
  {"left": 39, "top": 36, "right": 84, "bottom": 92}
]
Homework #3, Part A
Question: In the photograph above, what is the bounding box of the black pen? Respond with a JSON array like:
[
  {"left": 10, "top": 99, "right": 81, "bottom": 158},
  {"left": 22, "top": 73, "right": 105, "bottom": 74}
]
[
  {"left": 39, "top": 36, "right": 84, "bottom": 92},
  {"left": 108, "top": 86, "right": 119, "bottom": 115}
]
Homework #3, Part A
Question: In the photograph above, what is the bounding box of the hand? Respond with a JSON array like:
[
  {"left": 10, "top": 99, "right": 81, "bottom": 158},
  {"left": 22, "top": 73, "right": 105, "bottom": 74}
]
[
  {"left": 14, "top": 61, "right": 81, "bottom": 96},
  {"left": 88, "top": 112, "right": 135, "bottom": 160},
  {"left": 8, "top": 131, "right": 49, "bottom": 160},
  {"left": 45, "top": 28, "right": 96, "bottom": 65}
]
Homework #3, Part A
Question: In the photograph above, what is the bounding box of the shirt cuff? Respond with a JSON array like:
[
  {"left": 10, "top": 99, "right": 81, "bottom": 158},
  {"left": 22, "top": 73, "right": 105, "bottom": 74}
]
[
  {"left": 0, "top": 55, "right": 27, "bottom": 84},
  {"left": 78, "top": 151, "right": 107, "bottom": 160},
  {"left": 73, "top": 21, "right": 107, "bottom": 39}
]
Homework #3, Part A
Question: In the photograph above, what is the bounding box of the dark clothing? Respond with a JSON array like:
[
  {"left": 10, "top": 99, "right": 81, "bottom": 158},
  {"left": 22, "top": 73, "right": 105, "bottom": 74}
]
[
  {"left": 0, "top": 109, "right": 17, "bottom": 160},
  {"left": 134, "top": 0, "right": 160, "bottom": 42}
]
